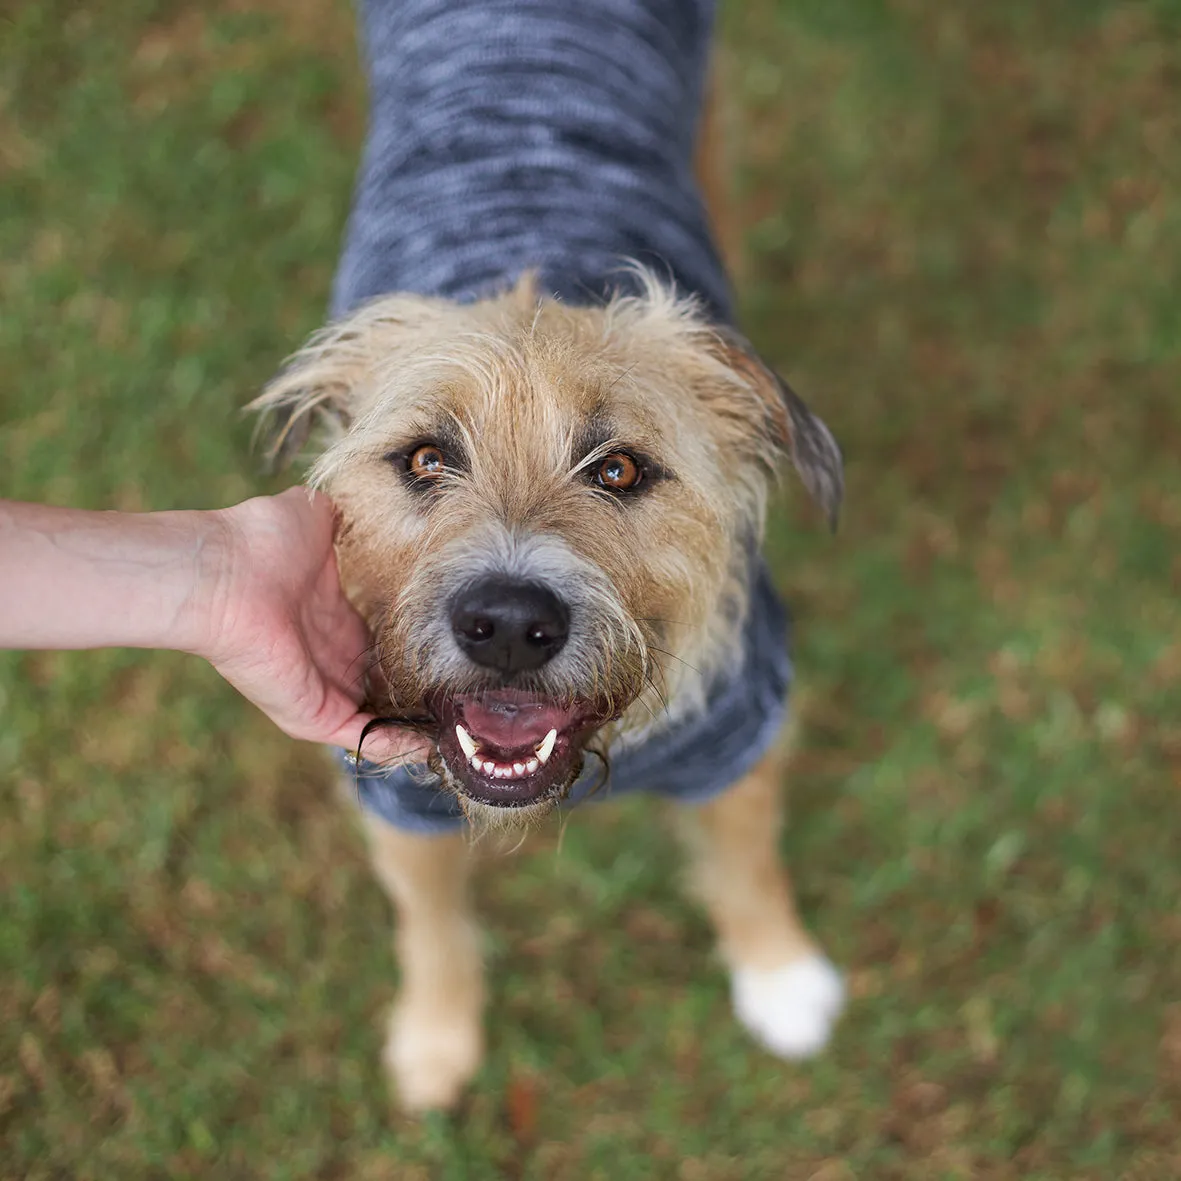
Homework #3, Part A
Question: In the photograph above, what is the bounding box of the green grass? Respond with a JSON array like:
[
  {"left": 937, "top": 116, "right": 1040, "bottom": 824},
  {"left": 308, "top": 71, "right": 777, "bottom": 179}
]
[{"left": 2, "top": 1, "right": 1180, "bottom": 1177}]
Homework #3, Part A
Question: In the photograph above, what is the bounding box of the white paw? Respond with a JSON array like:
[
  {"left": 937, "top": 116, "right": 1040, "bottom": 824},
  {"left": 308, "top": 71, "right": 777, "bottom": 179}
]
[
  {"left": 731, "top": 954, "right": 845, "bottom": 1059},
  {"left": 384, "top": 1003, "right": 483, "bottom": 1113}
]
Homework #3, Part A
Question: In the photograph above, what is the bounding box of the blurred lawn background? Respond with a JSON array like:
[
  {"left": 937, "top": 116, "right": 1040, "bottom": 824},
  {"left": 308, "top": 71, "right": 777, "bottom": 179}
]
[{"left": 2, "top": 1, "right": 1180, "bottom": 1177}]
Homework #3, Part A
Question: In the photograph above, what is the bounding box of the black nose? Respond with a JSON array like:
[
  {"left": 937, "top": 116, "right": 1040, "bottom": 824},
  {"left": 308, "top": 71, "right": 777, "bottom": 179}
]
[{"left": 450, "top": 578, "right": 570, "bottom": 675}]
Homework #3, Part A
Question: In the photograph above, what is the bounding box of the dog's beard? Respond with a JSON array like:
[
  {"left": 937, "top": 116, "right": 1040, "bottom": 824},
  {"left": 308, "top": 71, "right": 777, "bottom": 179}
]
[{"left": 433, "top": 745, "right": 589, "bottom": 834}]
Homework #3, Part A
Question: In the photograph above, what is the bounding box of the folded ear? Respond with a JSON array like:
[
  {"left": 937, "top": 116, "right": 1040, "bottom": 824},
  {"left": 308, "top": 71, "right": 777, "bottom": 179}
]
[
  {"left": 711, "top": 327, "right": 845, "bottom": 530},
  {"left": 249, "top": 293, "right": 461, "bottom": 470},
  {"left": 249, "top": 386, "right": 347, "bottom": 474},
  {"left": 248, "top": 321, "right": 367, "bottom": 471}
]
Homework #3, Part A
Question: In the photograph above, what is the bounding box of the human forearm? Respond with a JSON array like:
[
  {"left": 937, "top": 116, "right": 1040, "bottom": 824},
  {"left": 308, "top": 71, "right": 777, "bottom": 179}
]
[
  {"left": 0, "top": 500, "right": 222, "bottom": 653},
  {"left": 0, "top": 492, "right": 418, "bottom": 760}
]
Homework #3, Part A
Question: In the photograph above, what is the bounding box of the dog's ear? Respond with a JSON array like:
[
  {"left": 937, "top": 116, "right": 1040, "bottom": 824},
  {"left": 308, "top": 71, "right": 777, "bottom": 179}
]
[
  {"left": 248, "top": 324, "right": 365, "bottom": 471},
  {"left": 250, "top": 387, "right": 345, "bottom": 474},
  {"left": 711, "top": 327, "right": 844, "bottom": 530},
  {"left": 249, "top": 294, "right": 462, "bottom": 470}
]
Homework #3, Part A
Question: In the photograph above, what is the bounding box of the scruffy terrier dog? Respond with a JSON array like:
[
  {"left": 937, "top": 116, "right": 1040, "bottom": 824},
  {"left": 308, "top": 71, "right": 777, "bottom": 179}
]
[{"left": 254, "top": 0, "right": 845, "bottom": 1113}]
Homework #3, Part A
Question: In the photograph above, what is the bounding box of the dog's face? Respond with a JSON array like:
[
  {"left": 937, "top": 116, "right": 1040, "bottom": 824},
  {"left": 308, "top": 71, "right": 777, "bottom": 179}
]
[{"left": 256, "top": 275, "right": 841, "bottom": 826}]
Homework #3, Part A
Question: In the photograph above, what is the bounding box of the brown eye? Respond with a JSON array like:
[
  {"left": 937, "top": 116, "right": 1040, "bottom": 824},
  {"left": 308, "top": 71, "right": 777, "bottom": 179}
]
[
  {"left": 596, "top": 452, "right": 642, "bottom": 492},
  {"left": 408, "top": 444, "right": 446, "bottom": 481}
]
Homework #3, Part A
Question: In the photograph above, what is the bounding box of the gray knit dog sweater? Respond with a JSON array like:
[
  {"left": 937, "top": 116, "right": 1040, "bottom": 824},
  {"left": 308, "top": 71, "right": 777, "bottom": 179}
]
[{"left": 333, "top": 0, "right": 792, "bottom": 832}]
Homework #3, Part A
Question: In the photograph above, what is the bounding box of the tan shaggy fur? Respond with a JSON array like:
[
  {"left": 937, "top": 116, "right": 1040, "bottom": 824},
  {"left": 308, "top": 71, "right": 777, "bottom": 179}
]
[
  {"left": 250, "top": 91, "right": 844, "bottom": 1110},
  {"left": 260, "top": 278, "right": 787, "bottom": 688}
]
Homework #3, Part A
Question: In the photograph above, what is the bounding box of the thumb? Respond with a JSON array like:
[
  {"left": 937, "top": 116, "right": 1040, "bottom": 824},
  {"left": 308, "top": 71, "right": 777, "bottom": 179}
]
[{"left": 319, "top": 708, "right": 433, "bottom": 765}]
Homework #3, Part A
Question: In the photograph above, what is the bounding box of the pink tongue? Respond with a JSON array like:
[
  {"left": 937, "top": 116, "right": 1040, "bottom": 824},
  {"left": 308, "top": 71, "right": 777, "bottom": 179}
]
[{"left": 460, "top": 695, "right": 576, "bottom": 751}]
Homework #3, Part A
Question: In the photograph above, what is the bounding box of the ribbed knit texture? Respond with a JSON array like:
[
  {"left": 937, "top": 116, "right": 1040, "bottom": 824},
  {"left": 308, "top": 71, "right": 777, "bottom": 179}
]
[{"left": 331, "top": 0, "right": 793, "bottom": 829}]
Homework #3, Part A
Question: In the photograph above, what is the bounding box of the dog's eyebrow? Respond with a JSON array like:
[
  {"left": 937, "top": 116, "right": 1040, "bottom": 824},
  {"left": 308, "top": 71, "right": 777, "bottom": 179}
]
[
  {"left": 433, "top": 418, "right": 469, "bottom": 462},
  {"left": 570, "top": 413, "right": 618, "bottom": 469},
  {"left": 569, "top": 412, "right": 675, "bottom": 486},
  {"left": 426, "top": 419, "right": 469, "bottom": 461}
]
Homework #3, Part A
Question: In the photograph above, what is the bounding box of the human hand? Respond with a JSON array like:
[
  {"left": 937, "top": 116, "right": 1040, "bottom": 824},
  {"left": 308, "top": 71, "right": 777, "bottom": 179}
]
[{"left": 192, "top": 488, "right": 425, "bottom": 763}]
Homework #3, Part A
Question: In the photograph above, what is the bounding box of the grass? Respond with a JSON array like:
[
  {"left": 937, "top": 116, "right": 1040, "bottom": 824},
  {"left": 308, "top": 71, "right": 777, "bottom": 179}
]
[{"left": 2, "top": 0, "right": 1180, "bottom": 1177}]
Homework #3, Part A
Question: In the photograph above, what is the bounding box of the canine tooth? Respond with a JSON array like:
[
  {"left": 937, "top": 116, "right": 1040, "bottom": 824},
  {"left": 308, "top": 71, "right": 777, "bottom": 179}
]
[
  {"left": 526, "top": 757, "right": 539, "bottom": 774},
  {"left": 482, "top": 760, "right": 496, "bottom": 775},
  {"left": 513, "top": 762, "right": 526, "bottom": 776},
  {"left": 455, "top": 724, "right": 479, "bottom": 760},
  {"left": 535, "top": 729, "right": 557, "bottom": 765}
]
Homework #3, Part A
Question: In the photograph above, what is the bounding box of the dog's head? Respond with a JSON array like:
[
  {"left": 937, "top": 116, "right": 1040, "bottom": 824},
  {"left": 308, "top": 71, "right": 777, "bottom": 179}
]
[{"left": 252, "top": 273, "right": 841, "bottom": 826}]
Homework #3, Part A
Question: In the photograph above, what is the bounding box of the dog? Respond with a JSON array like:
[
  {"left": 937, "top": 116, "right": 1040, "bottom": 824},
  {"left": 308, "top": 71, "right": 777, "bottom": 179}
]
[{"left": 252, "top": 0, "right": 845, "bottom": 1112}]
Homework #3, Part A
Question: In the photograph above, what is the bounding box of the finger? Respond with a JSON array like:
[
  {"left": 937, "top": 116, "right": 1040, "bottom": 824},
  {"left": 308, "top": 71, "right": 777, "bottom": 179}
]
[
  {"left": 326, "top": 615, "right": 379, "bottom": 706},
  {"left": 280, "top": 483, "right": 329, "bottom": 514},
  {"left": 321, "top": 712, "right": 432, "bottom": 764},
  {"left": 298, "top": 486, "right": 344, "bottom": 543}
]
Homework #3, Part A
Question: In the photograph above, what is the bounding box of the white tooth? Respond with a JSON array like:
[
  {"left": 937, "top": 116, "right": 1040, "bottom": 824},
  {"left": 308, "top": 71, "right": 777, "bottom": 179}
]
[
  {"left": 526, "top": 758, "right": 539, "bottom": 774},
  {"left": 455, "top": 724, "right": 478, "bottom": 760},
  {"left": 535, "top": 729, "right": 557, "bottom": 765},
  {"left": 513, "top": 763, "right": 526, "bottom": 776},
  {"left": 470, "top": 755, "right": 483, "bottom": 771},
  {"left": 496, "top": 766, "right": 510, "bottom": 779},
  {"left": 482, "top": 760, "right": 496, "bottom": 775}
]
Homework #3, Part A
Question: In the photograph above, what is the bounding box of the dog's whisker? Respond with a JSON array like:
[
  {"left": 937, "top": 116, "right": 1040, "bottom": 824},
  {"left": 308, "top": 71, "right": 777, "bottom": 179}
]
[
  {"left": 641, "top": 674, "right": 670, "bottom": 717},
  {"left": 647, "top": 646, "right": 702, "bottom": 676},
  {"left": 342, "top": 637, "right": 385, "bottom": 682},
  {"left": 606, "top": 361, "right": 639, "bottom": 392},
  {"left": 503, "top": 827, "right": 530, "bottom": 857},
  {"left": 553, "top": 808, "right": 571, "bottom": 859},
  {"left": 579, "top": 747, "right": 611, "bottom": 801},
  {"left": 346, "top": 658, "right": 384, "bottom": 693}
]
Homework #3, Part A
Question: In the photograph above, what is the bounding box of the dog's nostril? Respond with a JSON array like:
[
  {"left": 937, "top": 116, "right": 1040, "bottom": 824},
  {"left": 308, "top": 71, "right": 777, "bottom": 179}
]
[
  {"left": 463, "top": 616, "right": 494, "bottom": 642},
  {"left": 527, "top": 621, "right": 560, "bottom": 646},
  {"left": 450, "top": 578, "right": 569, "bottom": 675}
]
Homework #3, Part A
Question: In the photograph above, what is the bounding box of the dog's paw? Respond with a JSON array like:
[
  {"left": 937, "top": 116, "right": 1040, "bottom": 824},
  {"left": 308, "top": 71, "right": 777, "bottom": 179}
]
[
  {"left": 384, "top": 1003, "right": 483, "bottom": 1113},
  {"left": 731, "top": 954, "right": 845, "bottom": 1060}
]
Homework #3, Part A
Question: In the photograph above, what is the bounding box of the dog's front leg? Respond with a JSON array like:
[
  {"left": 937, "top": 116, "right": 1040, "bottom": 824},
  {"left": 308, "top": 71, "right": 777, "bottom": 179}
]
[
  {"left": 361, "top": 814, "right": 484, "bottom": 1113},
  {"left": 676, "top": 741, "right": 845, "bottom": 1059}
]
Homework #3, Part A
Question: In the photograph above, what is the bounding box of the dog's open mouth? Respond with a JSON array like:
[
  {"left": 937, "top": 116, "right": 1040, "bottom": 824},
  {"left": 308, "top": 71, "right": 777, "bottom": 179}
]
[{"left": 432, "top": 689, "right": 604, "bottom": 807}]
